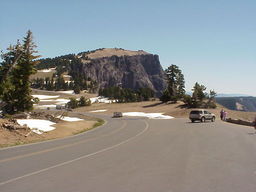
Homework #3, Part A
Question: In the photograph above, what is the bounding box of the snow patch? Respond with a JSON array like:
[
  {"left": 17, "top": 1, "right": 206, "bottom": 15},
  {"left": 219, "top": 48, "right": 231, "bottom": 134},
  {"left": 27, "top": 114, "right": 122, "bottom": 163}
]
[
  {"left": 38, "top": 99, "right": 55, "bottom": 102},
  {"left": 90, "top": 97, "right": 115, "bottom": 104},
  {"left": 63, "top": 75, "right": 71, "bottom": 78},
  {"left": 123, "top": 112, "right": 174, "bottom": 119},
  {"left": 32, "top": 95, "right": 59, "bottom": 100},
  {"left": 38, "top": 68, "right": 55, "bottom": 73},
  {"left": 56, "top": 90, "right": 74, "bottom": 94},
  {"left": 17, "top": 119, "right": 56, "bottom": 134},
  {"left": 57, "top": 116, "right": 84, "bottom": 122},
  {"left": 56, "top": 99, "right": 70, "bottom": 105},
  {"left": 90, "top": 109, "right": 107, "bottom": 113}
]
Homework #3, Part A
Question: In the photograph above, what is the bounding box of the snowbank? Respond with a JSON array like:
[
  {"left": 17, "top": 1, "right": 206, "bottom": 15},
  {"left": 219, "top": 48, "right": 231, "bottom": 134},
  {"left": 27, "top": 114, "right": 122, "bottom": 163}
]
[
  {"left": 17, "top": 119, "right": 56, "bottom": 134},
  {"left": 56, "top": 99, "right": 70, "bottom": 105},
  {"left": 32, "top": 95, "right": 59, "bottom": 100},
  {"left": 56, "top": 90, "right": 74, "bottom": 94},
  {"left": 38, "top": 99, "right": 55, "bottom": 102},
  {"left": 57, "top": 116, "right": 84, "bottom": 122},
  {"left": 90, "top": 109, "right": 107, "bottom": 113},
  {"left": 123, "top": 112, "right": 174, "bottom": 119},
  {"left": 38, "top": 68, "right": 55, "bottom": 73},
  {"left": 90, "top": 97, "right": 115, "bottom": 104},
  {"left": 63, "top": 75, "right": 71, "bottom": 78}
]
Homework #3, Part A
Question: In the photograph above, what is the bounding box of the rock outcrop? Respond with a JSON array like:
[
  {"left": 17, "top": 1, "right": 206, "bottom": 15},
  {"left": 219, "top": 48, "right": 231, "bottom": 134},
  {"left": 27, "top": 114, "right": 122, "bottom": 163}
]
[{"left": 78, "top": 48, "right": 167, "bottom": 96}]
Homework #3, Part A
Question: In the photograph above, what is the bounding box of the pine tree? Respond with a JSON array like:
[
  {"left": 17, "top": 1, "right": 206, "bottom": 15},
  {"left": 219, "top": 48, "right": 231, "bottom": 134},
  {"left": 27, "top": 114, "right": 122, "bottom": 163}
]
[
  {"left": 161, "top": 64, "right": 185, "bottom": 102},
  {"left": 0, "top": 30, "right": 40, "bottom": 114},
  {"left": 206, "top": 90, "right": 217, "bottom": 108},
  {"left": 191, "top": 82, "right": 207, "bottom": 108}
]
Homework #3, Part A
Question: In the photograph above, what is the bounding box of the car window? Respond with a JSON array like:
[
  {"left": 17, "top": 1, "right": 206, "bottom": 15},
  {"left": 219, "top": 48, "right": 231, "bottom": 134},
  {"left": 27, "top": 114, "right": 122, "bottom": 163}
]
[{"left": 190, "top": 110, "right": 202, "bottom": 114}]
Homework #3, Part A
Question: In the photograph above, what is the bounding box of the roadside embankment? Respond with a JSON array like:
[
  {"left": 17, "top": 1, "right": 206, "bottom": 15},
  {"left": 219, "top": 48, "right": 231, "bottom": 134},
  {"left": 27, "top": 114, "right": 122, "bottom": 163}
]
[{"left": 0, "top": 111, "right": 104, "bottom": 148}]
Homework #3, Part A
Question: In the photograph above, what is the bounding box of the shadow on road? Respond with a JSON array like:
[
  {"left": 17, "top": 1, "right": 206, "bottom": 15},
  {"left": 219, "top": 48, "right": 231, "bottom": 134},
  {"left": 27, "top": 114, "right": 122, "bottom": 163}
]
[{"left": 186, "top": 121, "right": 214, "bottom": 124}]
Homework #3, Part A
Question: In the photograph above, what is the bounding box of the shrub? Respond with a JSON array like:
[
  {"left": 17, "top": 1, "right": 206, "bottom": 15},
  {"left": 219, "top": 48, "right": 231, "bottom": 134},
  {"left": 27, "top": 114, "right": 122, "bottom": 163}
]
[
  {"left": 79, "top": 96, "right": 91, "bottom": 106},
  {"left": 67, "top": 97, "right": 78, "bottom": 109}
]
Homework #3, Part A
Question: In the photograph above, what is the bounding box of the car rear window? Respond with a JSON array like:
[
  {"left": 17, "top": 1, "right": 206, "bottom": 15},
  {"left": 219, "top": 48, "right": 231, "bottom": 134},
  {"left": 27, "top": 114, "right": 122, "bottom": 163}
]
[{"left": 190, "top": 110, "right": 202, "bottom": 114}]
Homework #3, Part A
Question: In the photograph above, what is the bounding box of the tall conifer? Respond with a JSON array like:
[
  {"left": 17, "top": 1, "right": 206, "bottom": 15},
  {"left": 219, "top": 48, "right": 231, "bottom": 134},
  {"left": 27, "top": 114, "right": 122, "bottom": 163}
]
[{"left": 0, "top": 30, "right": 40, "bottom": 114}]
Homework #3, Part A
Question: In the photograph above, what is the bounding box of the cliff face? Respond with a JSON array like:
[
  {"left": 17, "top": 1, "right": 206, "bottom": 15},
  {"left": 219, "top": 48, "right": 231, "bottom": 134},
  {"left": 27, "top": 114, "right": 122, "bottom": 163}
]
[{"left": 79, "top": 51, "right": 167, "bottom": 96}]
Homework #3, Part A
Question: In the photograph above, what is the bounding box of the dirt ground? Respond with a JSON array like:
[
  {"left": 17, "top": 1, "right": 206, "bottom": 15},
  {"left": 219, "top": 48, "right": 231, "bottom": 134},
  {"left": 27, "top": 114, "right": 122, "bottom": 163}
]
[
  {"left": 74, "top": 100, "right": 256, "bottom": 122},
  {"left": 0, "top": 114, "right": 98, "bottom": 148}
]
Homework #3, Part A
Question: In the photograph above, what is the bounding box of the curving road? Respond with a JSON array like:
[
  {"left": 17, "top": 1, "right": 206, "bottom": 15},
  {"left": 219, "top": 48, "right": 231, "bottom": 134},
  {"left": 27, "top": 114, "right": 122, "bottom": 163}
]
[{"left": 0, "top": 114, "right": 256, "bottom": 192}]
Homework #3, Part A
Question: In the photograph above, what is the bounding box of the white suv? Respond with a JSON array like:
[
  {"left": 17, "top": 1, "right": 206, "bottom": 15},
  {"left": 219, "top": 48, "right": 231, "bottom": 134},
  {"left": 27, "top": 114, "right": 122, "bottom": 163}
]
[{"left": 189, "top": 109, "right": 215, "bottom": 123}]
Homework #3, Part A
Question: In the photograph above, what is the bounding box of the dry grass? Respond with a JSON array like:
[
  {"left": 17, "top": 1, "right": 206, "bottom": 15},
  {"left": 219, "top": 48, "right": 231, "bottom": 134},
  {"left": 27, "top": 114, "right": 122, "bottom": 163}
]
[
  {"left": 30, "top": 70, "right": 55, "bottom": 80},
  {"left": 74, "top": 100, "right": 256, "bottom": 122},
  {"left": 86, "top": 48, "right": 149, "bottom": 59},
  {"left": 0, "top": 113, "right": 101, "bottom": 148}
]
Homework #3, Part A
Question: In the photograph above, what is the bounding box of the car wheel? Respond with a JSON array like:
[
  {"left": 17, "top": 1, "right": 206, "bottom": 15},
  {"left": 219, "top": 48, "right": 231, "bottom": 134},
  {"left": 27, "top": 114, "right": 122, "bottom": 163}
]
[
  {"left": 201, "top": 117, "right": 205, "bottom": 123},
  {"left": 211, "top": 117, "right": 215, "bottom": 122},
  {"left": 191, "top": 119, "right": 195, "bottom": 123}
]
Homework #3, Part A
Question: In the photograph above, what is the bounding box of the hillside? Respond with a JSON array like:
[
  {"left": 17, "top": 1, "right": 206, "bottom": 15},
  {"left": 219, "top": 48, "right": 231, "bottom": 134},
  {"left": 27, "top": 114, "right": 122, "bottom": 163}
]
[{"left": 216, "top": 97, "right": 256, "bottom": 112}]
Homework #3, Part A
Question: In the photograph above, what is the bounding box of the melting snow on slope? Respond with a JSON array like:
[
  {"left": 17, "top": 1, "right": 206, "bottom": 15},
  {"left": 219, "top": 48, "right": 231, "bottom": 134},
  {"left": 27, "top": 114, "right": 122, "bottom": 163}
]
[
  {"left": 17, "top": 119, "right": 56, "bottom": 134},
  {"left": 56, "top": 99, "right": 70, "bottom": 105},
  {"left": 63, "top": 75, "right": 71, "bottom": 78},
  {"left": 123, "top": 112, "right": 174, "bottom": 119},
  {"left": 90, "top": 109, "right": 107, "bottom": 113},
  {"left": 38, "top": 68, "right": 55, "bottom": 73},
  {"left": 90, "top": 97, "right": 115, "bottom": 104},
  {"left": 56, "top": 90, "right": 74, "bottom": 94},
  {"left": 32, "top": 95, "right": 59, "bottom": 100},
  {"left": 57, "top": 116, "right": 84, "bottom": 122}
]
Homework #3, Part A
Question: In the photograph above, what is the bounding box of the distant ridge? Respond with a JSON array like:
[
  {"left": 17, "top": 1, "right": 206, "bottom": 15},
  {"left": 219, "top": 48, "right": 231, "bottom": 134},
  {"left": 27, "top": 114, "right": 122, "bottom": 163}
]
[
  {"left": 216, "top": 96, "right": 256, "bottom": 112},
  {"left": 216, "top": 93, "right": 252, "bottom": 97}
]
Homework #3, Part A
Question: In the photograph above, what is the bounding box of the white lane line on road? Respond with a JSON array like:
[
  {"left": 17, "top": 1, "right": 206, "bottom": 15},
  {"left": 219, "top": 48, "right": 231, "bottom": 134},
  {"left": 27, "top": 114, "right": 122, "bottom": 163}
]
[
  {"left": 0, "top": 120, "right": 125, "bottom": 163},
  {"left": 0, "top": 120, "right": 149, "bottom": 186}
]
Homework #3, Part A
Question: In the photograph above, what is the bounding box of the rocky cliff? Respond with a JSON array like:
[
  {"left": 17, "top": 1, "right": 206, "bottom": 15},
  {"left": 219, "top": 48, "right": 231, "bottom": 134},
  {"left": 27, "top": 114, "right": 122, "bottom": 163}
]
[
  {"left": 76, "top": 48, "right": 167, "bottom": 96},
  {"left": 37, "top": 48, "right": 167, "bottom": 96}
]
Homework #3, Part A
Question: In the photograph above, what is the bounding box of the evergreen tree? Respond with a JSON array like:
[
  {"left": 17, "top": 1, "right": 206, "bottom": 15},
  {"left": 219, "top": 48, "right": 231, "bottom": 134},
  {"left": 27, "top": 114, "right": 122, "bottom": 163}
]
[
  {"left": 79, "top": 96, "right": 86, "bottom": 106},
  {"left": 78, "top": 96, "right": 91, "bottom": 107},
  {"left": 192, "top": 82, "right": 207, "bottom": 107},
  {"left": 0, "top": 30, "right": 40, "bottom": 114},
  {"left": 161, "top": 64, "right": 185, "bottom": 102},
  {"left": 183, "top": 84, "right": 217, "bottom": 109},
  {"left": 206, "top": 90, "right": 217, "bottom": 108},
  {"left": 98, "top": 86, "right": 154, "bottom": 103},
  {"left": 67, "top": 97, "right": 78, "bottom": 109}
]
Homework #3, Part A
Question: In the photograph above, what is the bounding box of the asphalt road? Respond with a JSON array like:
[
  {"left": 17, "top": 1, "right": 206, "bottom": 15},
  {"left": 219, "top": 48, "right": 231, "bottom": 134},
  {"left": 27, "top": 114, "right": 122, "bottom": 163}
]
[{"left": 0, "top": 115, "right": 256, "bottom": 192}]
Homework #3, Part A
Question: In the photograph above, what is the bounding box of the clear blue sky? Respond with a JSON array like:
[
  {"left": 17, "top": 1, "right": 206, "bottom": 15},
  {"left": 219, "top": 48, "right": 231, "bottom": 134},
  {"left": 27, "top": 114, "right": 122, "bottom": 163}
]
[{"left": 1, "top": 0, "right": 256, "bottom": 96}]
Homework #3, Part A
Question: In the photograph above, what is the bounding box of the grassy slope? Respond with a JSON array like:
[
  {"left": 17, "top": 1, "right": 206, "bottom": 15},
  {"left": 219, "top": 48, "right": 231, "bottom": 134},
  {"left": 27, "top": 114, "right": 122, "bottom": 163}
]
[{"left": 74, "top": 100, "right": 256, "bottom": 122}]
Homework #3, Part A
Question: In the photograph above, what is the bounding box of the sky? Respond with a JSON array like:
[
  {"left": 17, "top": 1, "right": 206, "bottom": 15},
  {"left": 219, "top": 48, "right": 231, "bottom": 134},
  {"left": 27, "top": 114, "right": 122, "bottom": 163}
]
[{"left": 1, "top": 0, "right": 256, "bottom": 96}]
